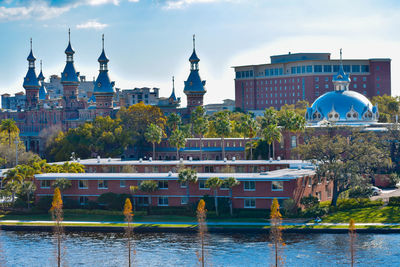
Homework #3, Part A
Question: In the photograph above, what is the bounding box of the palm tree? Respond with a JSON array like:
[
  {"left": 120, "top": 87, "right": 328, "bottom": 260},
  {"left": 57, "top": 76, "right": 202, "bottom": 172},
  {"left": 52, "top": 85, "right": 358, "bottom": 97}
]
[
  {"left": 0, "top": 119, "right": 19, "bottom": 147},
  {"left": 167, "top": 113, "right": 182, "bottom": 133},
  {"left": 261, "top": 107, "right": 278, "bottom": 127},
  {"left": 19, "top": 181, "right": 36, "bottom": 209},
  {"left": 61, "top": 162, "right": 85, "bottom": 173},
  {"left": 138, "top": 180, "right": 158, "bottom": 214},
  {"left": 129, "top": 185, "right": 139, "bottom": 211},
  {"left": 4, "top": 168, "right": 24, "bottom": 202},
  {"left": 4, "top": 180, "right": 21, "bottom": 204},
  {"left": 178, "top": 168, "right": 198, "bottom": 205},
  {"left": 262, "top": 124, "right": 282, "bottom": 160},
  {"left": 192, "top": 107, "right": 209, "bottom": 160},
  {"left": 52, "top": 178, "right": 72, "bottom": 200},
  {"left": 214, "top": 112, "right": 232, "bottom": 160},
  {"left": 205, "top": 177, "right": 223, "bottom": 216},
  {"left": 169, "top": 129, "right": 187, "bottom": 160},
  {"left": 240, "top": 114, "right": 259, "bottom": 159},
  {"left": 223, "top": 177, "right": 240, "bottom": 216},
  {"left": 145, "top": 123, "right": 163, "bottom": 159}
]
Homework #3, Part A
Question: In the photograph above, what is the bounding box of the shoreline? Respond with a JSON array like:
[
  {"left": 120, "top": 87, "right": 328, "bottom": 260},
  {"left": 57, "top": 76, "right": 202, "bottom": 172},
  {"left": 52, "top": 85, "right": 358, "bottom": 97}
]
[{"left": 2, "top": 221, "right": 400, "bottom": 234}]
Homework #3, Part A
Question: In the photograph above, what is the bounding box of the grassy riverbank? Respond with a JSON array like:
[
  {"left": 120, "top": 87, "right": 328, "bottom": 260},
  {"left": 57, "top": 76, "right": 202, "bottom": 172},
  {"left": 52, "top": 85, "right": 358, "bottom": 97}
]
[{"left": 321, "top": 206, "right": 400, "bottom": 223}]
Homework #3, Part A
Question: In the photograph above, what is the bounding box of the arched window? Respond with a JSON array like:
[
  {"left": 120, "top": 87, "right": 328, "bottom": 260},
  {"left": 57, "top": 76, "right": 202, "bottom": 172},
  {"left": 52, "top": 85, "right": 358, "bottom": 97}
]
[{"left": 291, "top": 136, "right": 297, "bottom": 148}]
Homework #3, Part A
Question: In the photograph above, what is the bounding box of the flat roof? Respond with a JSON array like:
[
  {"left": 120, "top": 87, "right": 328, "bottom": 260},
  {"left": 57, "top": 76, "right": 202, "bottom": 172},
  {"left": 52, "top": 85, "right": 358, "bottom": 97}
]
[
  {"left": 53, "top": 158, "right": 313, "bottom": 167},
  {"left": 35, "top": 167, "right": 315, "bottom": 181}
]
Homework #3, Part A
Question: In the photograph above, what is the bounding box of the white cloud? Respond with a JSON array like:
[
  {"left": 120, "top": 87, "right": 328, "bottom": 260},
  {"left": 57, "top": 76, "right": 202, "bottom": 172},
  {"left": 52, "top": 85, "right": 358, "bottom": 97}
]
[
  {"left": 0, "top": 1, "right": 74, "bottom": 21},
  {"left": 128, "top": 0, "right": 140, "bottom": 2},
  {"left": 164, "top": 0, "right": 227, "bottom": 9},
  {"left": 85, "top": 0, "right": 120, "bottom": 6},
  {"left": 76, "top": 19, "right": 108, "bottom": 30}
]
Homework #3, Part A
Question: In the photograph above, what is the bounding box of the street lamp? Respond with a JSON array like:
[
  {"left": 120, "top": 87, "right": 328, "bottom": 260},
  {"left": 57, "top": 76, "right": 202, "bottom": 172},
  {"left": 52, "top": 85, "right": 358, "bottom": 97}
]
[{"left": 14, "top": 138, "right": 19, "bottom": 166}]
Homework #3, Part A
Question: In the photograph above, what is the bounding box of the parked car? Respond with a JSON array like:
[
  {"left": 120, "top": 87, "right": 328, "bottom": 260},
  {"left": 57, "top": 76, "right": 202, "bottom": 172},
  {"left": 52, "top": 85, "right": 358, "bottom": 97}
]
[{"left": 371, "top": 186, "right": 382, "bottom": 196}]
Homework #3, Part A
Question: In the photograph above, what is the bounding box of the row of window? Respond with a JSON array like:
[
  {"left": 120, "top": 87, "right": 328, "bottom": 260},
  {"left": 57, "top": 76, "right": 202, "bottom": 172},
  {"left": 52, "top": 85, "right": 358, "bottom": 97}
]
[
  {"left": 78, "top": 195, "right": 268, "bottom": 209},
  {"left": 236, "top": 64, "right": 370, "bottom": 79},
  {"left": 40, "top": 180, "right": 285, "bottom": 191}
]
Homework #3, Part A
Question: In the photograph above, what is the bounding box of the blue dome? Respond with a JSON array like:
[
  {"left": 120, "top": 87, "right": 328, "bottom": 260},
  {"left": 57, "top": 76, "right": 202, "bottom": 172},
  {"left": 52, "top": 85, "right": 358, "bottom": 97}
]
[
  {"left": 306, "top": 90, "right": 378, "bottom": 123},
  {"left": 61, "top": 62, "right": 79, "bottom": 83},
  {"left": 23, "top": 68, "right": 40, "bottom": 88},
  {"left": 65, "top": 41, "right": 75, "bottom": 55},
  {"left": 189, "top": 50, "right": 200, "bottom": 62},
  {"left": 94, "top": 71, "right": 114, "bottom": 94},
  {"left": 98, "top": 49, "right": 109, "bottom": 63}
]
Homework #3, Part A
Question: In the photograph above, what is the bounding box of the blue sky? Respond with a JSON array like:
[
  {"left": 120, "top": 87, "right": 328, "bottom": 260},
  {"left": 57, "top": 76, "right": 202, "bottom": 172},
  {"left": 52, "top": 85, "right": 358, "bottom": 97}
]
[{"left": 0, "top": 0, "right": 400, "bottom": 106}]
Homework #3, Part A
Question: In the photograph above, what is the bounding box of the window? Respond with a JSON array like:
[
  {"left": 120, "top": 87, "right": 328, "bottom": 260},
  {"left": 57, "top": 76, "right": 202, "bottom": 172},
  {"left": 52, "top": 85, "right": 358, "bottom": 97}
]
[
  {"left": 314, "top": 65, "right": 322, "bottom": 72},
  {"left": 98, "top": 180, "right": 108, "bottom": 189},
  {"left": 333, "top": 65, "right": 339, "bottom": 72},
  {"left": 325, "top": 84, "right": 329, "bottom": 89},
  {"left": 291, "top": 136, "right": 297, "bottom": 148},
  {"left": 220, "top": 182, "right": 228, "bottom": 190},
  {"left": 120, "top": 180, "right": 126, "bottom": 187},
  {"left": 199, "top": 180, "right": 209, "bottom": 190},
  {"left": 323, "top": 65, "right": 332, "bottom": 72},
  {"left": 244, "top": 181, "right": 255, "bottom": 191},
  {"left": 306, "top": 65, "right": 312, "bottom": 73},
  {"left": 244, "top": 199, "right": 256, "bottom": 208},
  {"left": 308, "top": 177, "right": 312, "bottom": 187},
  {"left": 79, "top": 196, "right": 88, "bottom": 206},
  {"left": 315, "top": 77, "right": 319, "bottom": 82},
  {"left": 271, "top": 181, "right": 284, "bottom": 191},
  {"left": 353, "top": 84, "right": 357, "bottom": 89},
  {"left": 326, "top": 185, "right": 331, "bottom": 198},
  {"left": 376, "top": 66, "right": 380, "bottom": 71},
  {"left": 363, "top": 77, "right": 367, "bottom": 81},
  {"left": 137, "top": 197, "right": 148, "bottom": 206},
  {"left": 353, "top": 77, "right": 357, "bottom": 81},
  {"left": 361, "top": 65, "right": 369, "bottom": 72},
  {"left": 158, "top": 180, "right": 168, "bottom": 189},
  {"left": 180, "top": 181, "right": 187, "bottom": 188},
  {"left": 325, "top": 77, "right": 329, "bottom": 82},
  {"left": 158, "top": 196, "right": 169, "bottom": 206},
  {"left": 40, "top": 180, "right": 51, "bottom": 188},
  {"left": 352, "top": 65, "right": 360, "bottom": 72},
  {"left": 343, "top": 65, "right": 350, "bottom": 72},
  {"left": 78, "top": 180, "right": 88, "bottom": 189},
  {"left": 316, "top": 191, "right": 322, "bottom": 201},
  {"left": 181, "top": 197, "right": 188, "bottom": 205}
]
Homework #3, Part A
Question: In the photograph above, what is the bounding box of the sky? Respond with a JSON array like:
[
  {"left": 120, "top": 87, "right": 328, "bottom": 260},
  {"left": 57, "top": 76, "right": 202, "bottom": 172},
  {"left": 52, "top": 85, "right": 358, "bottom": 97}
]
[{"left": 0, "top": 0, "right": 400, "bottom": 106}]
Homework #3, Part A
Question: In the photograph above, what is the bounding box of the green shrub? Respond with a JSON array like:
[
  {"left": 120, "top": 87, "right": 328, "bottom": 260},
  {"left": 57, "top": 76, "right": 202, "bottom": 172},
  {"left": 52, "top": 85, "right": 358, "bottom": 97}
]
[
  {"left": 335, "top": 198, "right": 383, "bottom": 211},
  {"left": 235, "top": 209, "right": 269, "bottom": 218},
  {"left": 97, "top": 193, "right": 131, "bottom": 210},
  {"left": 13, "top": 198, "right": 27, "bottom": 209},
  {"left": 301, "top": 205, "right": 329, "bottom": 218},
  {"left": 348, "top": 187, "right": 373, "bottom": 198},
  {"left": 63, "top": 198, "right": 80, "bottom": 209},
  {"left": 300, "top": 196, "right": 319, "bottom": 209},
  {"left": 281, "top": 199, "right": 299, "bottom": 217},
  {"left": 387, "top": 173, "right": 400, "bottom": 188},
  {"left": 36, "top": 196, "right": 53, "bottom": 210},
  {"left": 388, "top": 196, "right": 400, "bottom": 206}
]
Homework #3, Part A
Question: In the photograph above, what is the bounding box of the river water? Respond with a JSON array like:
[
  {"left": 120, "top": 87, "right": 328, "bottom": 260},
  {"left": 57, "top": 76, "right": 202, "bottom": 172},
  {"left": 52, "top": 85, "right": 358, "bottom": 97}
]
[{"left": 0, "top": 231, "right": 399, "bottom": 266}]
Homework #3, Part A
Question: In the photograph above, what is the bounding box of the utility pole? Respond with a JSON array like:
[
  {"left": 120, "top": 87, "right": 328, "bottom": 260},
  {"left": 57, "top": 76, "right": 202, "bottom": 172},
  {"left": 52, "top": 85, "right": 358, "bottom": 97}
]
[{"left": 14, "top": 138, "right": 19, "bottom": 166}]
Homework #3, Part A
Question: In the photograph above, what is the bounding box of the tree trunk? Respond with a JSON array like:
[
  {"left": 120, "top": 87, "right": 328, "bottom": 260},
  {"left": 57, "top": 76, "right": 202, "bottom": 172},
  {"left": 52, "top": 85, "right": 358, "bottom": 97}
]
[
  {"left": 200, "top": 136, "right": 203, "bottom": 160},
  {"left": 243, "top": 137, "right": 246, "bottom": 160},
  {"left": 268, "top": 143, "right": 271, "bottom": 160},
  {"left": 214, "top": 189, "right": 219, "bottom": 216},
  {"left": 250, "top": 142, "right": 253, "bottom": 160},
  {"left": 229, "top": 189, "right": 233, "bottom": 216},
  {"left": 331, "top": 179, "right": 340, "bottom": 207},
  {"left": 27, "top": 193, "right": 30, "bottom": 209},
  {"left": 8, "top": 130, "right": 11, "bottom": 148},
  {"left": 176, "top": 148, "right": 179, "bottom": 160},
  {"left": 147, "top": 195, "right": 152, "bottom": 215},
  {"left": 221, "top": 137, "right": 225, "bottom": 160},
  {"left": 186, "top": 185, "right": 190, "bottom": 206},
  {"left": 152, "top": 142, "right": 155, "bottom": 160},
  {"left": 272, "top": 141, "right": 275, "bottom": 160}
]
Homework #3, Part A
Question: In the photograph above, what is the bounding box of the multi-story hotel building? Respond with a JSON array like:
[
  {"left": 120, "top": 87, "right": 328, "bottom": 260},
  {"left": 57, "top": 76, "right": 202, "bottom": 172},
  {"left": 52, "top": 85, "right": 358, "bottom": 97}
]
[{"left": 233, "top": 52, "right": 391, "bottom": 112}]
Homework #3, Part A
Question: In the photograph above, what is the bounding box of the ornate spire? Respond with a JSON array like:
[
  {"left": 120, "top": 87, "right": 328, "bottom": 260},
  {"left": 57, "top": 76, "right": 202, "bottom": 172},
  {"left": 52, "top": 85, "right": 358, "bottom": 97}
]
[
  {"left": 189, "top": 34, "right": 200, "bottom": 70},
  {"left": 38, "top": 60, "right": 45, "bottom": 81},
  {"left": 184, "top": 35, "right": 206, "bottom": 96},
  {"left": 332, "top": 48, "right": 350, "bottom": 91},
  {"left": 94, "top": 34, "right": 114, "bottom": 95},
  {"left": 23, "top": 38, "right": 40, "bottom": 90},
  {"left": 169, "top": 76, "right": 177, "bottom": 101},
  {"left": 61, "top": 29, "right": 79, "bottom": 84}
]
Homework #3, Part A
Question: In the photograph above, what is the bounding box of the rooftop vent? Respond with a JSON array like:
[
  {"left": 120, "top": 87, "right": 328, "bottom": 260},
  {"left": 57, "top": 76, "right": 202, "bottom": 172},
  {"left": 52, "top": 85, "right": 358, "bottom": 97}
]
[
  {"left": 232, "top": 157, "right": 236, "bottom": 162},
  {"left": 97, "top": 156, "right": 100, "bottom": 163},
  {"left": 180, "top": 158, "right": 183, "bottom": 163},
  {"left": 224, "top": 157, "right": 227, "bottom": 162},
  {"left": 108, "top": 157, "right": 111, "bottom": 162},
  {"left": 277, "top": 156, "right": 281, "bottom": 161},
  {"left": 189, "top": 157, "right": 193, "bottom": 162},
  {"left": 139, "top": 158, "right": 143, "bottom": 163},
  {"left": 168, "top": 171, "right": 172, "bottom": 176},
  {"left": 77, "top": 158, "right": 80, "bottom": 162},
  {"left": 269, "top": 158, "right": 273, "bottom": 162},
  {"left": 149, "top": 157, "right": 152, "bottom": 162},
  {"left": 260, "top": 172, "right": 269, "bottom": 175}
]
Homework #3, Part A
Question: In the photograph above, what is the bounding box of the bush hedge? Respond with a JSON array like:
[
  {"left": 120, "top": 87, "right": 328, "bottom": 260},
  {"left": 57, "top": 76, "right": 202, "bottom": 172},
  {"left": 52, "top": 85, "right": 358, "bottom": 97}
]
[{"left": 388, "top": 196, "right": 400, "bottom": 206}]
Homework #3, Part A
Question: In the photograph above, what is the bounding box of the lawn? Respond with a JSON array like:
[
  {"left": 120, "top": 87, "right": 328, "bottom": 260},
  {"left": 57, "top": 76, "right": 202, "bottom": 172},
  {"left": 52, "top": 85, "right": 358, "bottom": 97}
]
[{"left": 322, "top": 206, "right": 400, "bottom": 223}]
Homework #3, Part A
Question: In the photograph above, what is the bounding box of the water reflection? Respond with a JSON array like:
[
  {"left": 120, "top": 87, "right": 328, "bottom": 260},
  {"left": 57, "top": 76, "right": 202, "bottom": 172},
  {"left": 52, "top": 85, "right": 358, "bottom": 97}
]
[{"left": 0, "top": 231, "right": 399, "bottom": 266}]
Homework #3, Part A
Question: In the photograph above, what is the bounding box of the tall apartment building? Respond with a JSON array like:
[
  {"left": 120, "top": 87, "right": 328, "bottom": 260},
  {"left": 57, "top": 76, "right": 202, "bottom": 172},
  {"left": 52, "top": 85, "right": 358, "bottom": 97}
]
[{"left": 233, "top": 52, "right": 391, "bottom": 112}]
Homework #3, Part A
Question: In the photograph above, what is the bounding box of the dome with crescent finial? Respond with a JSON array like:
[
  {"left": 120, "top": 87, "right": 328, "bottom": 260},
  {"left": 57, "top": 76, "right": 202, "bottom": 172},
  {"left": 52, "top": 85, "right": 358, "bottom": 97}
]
[{"left": 306, "top": 49, "right": 378, "bottom": 125}]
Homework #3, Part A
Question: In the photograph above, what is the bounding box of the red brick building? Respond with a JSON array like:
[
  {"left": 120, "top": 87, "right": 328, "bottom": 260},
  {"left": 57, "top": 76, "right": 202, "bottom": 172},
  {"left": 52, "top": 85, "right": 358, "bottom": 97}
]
[
  {"left": 233, "top": 52, "right": 391, "bottom": 112},
  {"left": 35, "top": 165, "right": 331, "bottom": 209}
]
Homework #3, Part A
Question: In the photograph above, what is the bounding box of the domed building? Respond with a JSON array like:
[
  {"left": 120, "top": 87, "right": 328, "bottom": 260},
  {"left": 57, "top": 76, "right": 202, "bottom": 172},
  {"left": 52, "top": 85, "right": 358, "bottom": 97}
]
[{"left": 306, "top": 51, "right": 379, "bottom": 125}]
